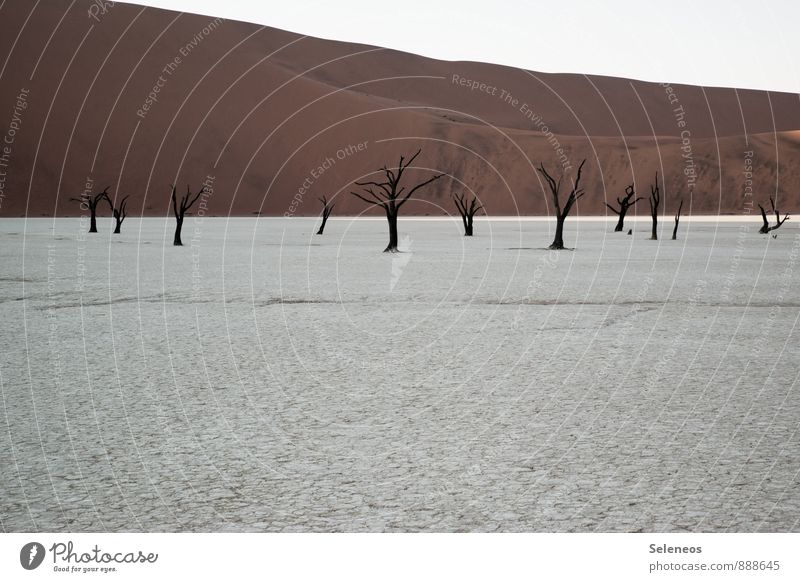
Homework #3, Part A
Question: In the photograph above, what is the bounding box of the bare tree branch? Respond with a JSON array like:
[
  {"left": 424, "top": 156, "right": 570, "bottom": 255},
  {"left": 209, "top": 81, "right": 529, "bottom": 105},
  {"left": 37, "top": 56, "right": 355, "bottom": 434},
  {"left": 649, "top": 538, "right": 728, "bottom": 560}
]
[
  {"left": 672, "top": 198, "right": 684, "bottom": 240},
  {"left": 759, "top": 197, "right": 790, "bottom": 233},
  {"left": 350, "top": 149, "right": 442, "bottom": 251},
  {"left": 397, "top": 173, "right": 443, "bottom": 208},
  {"left": 350, "top": 191, "right": 385, "bottom": 207},
  {"left": 452, "top": 191, "right": 484, "bottom": 236},
  {"left": 171, "top": 184, "right": 207, "bottom": 245},
  {"left": 537, "top": 159, "right": 588, "bottom": 249},
  {"left": 606, "top": 183, "right": 644, "bottom": 231},
  {"left": 649, "top": 172, "right": 660, "bottom": 240}
]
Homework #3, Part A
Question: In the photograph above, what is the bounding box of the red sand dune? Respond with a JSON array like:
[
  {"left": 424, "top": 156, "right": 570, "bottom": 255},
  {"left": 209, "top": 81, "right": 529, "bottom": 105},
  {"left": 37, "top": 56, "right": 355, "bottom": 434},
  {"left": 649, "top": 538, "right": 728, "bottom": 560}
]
[{"left": 0, "top": 0, "right": 798, "bottom": 218}]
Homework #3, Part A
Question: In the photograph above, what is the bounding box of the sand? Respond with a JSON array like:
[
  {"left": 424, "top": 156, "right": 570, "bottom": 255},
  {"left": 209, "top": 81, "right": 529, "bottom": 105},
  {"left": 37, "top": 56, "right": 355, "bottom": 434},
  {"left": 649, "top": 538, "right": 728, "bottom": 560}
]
[{"left": 0, "top": 0, "right": 799, "bottom": 219}]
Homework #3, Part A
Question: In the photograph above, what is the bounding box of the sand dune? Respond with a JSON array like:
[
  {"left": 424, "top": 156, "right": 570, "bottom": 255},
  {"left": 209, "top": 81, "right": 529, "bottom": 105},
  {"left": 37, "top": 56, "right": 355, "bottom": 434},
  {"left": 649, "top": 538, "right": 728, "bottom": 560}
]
[{"left": 0, "top": 0, "right": 798, "bottom": 217}]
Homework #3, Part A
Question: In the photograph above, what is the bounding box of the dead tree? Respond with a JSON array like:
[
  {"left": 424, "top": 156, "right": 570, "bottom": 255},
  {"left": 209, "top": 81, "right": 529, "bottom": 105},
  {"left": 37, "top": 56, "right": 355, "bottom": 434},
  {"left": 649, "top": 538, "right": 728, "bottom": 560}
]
[
  {"left": 648, "top": 172, "right": 660, "bottom": 240},
  {"left": 537, "top": 159, "right": 587, "bottom": 250},
  {"left": 71, "top": 187, "right": 110, "bottom": 233},
  {"left": 316, "top": 195, "right": 334, "bottom": 235},
  {"left": 170, "top": 184, "right": 206, "bottom": 246},
  {"left": 107, "top": 194, "right": 130, "bottom": 234},
  {"left": 672, "top": 198, "right": 683, "bottom": 240},
  {"left": 758, "top": 197, "right": 790, "bottom": 234},
  {"left": 351, "top": 149, "right": 443, "bottom": 252},
  {"left": 452, "top": 192, "right": 483, "bottom": 236},
  {"left": 605, "top": 184, "right": 643, "bottom": 232}
]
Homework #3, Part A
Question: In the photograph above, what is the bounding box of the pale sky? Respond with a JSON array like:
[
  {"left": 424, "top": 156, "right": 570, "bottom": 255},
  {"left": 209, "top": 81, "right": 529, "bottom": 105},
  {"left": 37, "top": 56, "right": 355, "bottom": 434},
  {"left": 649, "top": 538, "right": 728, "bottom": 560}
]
[{"left": 129, "top": 0, "right": 800, "bottom": 93}]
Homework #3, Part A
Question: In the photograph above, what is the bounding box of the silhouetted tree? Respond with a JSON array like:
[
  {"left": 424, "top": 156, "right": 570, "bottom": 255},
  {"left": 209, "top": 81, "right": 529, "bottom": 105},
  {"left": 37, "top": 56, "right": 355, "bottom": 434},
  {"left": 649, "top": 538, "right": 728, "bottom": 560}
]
[
  {"left": 537, "top": 159, "right": 587, "bottom": 250},
  {"left": 316, "top": 195, "right": 334, "bottom": 235},
  {"left": 107, "top": 194, "right": 130, "bottom": 234},
  {"left": 71, "top": 186, "right": 110, "bottom": 233},
  {"left": 758, "top": 197, "right": 789, "bottom": 234},
  {"left": 605, "top": 184, "right": 643, "bottom": 232},
  {"left": 452, "top": 192, "right": 483, "bottom": 236},
  {"left": 649, "top": 172, "right": 660, "bottom": 240},
  {"left": 351, "top": 149, "right": 443, "bottom": 252},
  {"left": 170, "top": 184, "right": 206, "bottom": 246},
  {"left": 672, "top": 198, "right": 683, "bottom": 240}
]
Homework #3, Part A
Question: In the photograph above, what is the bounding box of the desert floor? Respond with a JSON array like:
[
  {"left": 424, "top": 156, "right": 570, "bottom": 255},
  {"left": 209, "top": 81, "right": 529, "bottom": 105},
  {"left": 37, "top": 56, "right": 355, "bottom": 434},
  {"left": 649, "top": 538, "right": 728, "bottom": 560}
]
[{"left": 1, "top": 217, "right": 798, "bottom": 531}]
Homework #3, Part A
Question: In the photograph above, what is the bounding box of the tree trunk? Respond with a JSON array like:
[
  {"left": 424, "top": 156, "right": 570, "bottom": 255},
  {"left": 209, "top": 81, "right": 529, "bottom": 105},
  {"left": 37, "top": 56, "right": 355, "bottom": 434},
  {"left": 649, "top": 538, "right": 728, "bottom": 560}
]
[
  {"left": 614, "top": 210, "right": 626, "bottom": 232},
  {"left": 113, "top": 217, "right": 122, "bottom": 234},
  {"left": 316, "top": 214, "right": 328, "bottom": 235},
  {"left": 650, "top": 215, "right": 658, "bottom": 240},
  {"left": 174, "top": 217, "right": 184, "bottom": 246},
  {"left": 549, "top": 215, "right": 565, "bottom": 249},
  {"left": 384, "top": 210, "right": 398, "bottom": 252},
  {"left": 89, "top": 211, "right": 98, "bottom": 233},
  {"left": 672, "top": 218, "right": 679, "bottom": 240},
  {"left": 465, "top": 215, "right": 473, "bottom": 236}
]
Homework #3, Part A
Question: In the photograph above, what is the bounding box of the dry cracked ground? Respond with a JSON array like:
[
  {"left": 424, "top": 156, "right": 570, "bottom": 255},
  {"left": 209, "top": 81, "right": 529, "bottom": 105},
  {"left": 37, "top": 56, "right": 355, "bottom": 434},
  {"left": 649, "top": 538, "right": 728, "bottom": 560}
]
[{"left": 1, "top": 218, "right": 798, "bottom": 532}]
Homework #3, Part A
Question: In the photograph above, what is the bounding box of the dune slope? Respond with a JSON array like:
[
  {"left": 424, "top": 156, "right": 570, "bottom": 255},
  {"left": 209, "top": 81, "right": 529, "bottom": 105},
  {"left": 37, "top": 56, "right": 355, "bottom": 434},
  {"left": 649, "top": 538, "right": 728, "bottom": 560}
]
[{"left": 0, "top": 0, "right": 798, "bottom": 217}]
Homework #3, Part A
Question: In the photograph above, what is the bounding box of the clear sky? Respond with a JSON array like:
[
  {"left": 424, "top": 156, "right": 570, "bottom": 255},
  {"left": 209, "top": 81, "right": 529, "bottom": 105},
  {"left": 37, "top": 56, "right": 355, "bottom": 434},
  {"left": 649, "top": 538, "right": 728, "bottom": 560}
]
[{"left": 128, "top": 0, "right": 800, "bottom": 93}]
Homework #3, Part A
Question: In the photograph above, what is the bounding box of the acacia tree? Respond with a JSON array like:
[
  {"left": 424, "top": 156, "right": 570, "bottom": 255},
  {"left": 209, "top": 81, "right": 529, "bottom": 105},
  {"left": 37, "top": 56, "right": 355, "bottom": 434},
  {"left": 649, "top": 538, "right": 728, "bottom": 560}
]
[
  {"left": 71, "top": 186, "right": 110, "bottom": 233},
  {"left": 350, "top": 149, "right": 443, "bottom": 252},
  {"left": 316, "top": 195, "right": 334, "bottom": 235},
  {"left": 672, "top": 198, "right": 683, "bottom": 240},
  {"left": 605, "top": 184, "right": 643, "bottom": 232},
  {"left": 170, "top": 184, "right": 206, "bottom": 246},
  {"left": 452, "top": 192, "right": 483, "bottom": 236},
  {"left": 537, "top": 159, "right": 587, "bottom": 250},
  {"left": 648, "top": 172, "right": 660, "bottom": 240},
  {"left": 107, "top": 194, "right": 131, "bottom": 234},
  {"left": 758, "top": 197, "right": 790, "bottom": 234}
]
